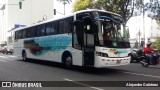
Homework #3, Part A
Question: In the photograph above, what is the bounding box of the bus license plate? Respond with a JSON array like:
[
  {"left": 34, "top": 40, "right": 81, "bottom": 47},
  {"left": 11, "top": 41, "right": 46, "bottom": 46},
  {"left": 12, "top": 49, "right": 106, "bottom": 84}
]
[{"left": 117, "top": 60, "right": 121, "bottom": 64}]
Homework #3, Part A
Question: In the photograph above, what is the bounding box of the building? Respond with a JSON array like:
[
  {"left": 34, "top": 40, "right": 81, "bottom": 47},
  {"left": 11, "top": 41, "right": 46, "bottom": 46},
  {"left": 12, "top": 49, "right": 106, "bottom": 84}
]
[
  {"left": 127, "top": 15, "right": 160, "bottom": 46},
  {"left": 0, "top": 0, "right": 54, "bottom": 46}
]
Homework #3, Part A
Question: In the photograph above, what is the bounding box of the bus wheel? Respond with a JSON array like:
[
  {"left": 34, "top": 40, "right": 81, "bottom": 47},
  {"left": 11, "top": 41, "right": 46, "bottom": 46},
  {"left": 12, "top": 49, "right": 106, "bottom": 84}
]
[
  {"left": 64, "top": 55, "right": 72, "bottom": 68},
  {"left": 22, "top": 51, "right": 27, "bottom": 61}
]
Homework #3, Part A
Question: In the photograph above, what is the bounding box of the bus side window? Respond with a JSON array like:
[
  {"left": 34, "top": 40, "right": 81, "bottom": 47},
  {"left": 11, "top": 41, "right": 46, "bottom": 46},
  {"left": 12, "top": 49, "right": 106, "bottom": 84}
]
[
  {"left": 51, "top": 21, "right": 58, "bottom": 35},
  {"left": 40, "top": 24, "right": 46, "bottom": 36},
  {"left": 35, "top": 26, "right": 40, "bottom": 37},
  {"left": 31, "top": 27, "right": 36, "bottom": 37},
  {"left": 19, "top": 30, "right": 23, "bottom": 39},
  {"left": 46, "top": 23, "right": 51, "bottom": 36},
  {"left": 15, "top": 31, "right": 18, "bottom": 40},
  {"left": 73, "top": 14, "right": 83, "bottom": 49},
  {"left": 22, "top": 29, "right": 27, "bottom": 39},
  {"left": 26, "top": 28, "right": 30, "bottom": 38},
  {"left": 58, "top": 20, "right": 64, "bottom": 34},
  {"left": 64, "top": 17, "right": 73, "bottom": 33},
  {"left": 36, "top": 25, "right": 45, "bottom": 37}
]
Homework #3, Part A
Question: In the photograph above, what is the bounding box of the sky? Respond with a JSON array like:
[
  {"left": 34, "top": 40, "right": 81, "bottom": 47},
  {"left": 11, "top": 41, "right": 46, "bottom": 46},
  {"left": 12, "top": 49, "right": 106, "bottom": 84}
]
[{"left": 54, "top": 0, "right": 75, "bottom": 18}]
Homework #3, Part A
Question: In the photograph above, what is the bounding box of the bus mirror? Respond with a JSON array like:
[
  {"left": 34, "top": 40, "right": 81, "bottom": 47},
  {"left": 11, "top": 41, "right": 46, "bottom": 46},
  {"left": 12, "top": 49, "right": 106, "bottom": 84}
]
[{"left": 83, "top": 16, "right": 93, "bottom": 33}]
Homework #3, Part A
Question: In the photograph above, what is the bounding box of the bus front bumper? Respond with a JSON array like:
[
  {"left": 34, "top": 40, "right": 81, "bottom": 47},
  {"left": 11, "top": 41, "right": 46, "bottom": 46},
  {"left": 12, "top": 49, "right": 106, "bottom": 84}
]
[{"left": 94, "top": 56, "right": 131, "bottom": 68}]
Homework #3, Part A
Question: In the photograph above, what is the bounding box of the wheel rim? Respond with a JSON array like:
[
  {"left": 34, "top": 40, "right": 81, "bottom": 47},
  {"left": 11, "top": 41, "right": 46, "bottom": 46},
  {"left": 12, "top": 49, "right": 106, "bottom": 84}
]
[{"left": 65, "top": 56, "right": 72, "bottom": 66}]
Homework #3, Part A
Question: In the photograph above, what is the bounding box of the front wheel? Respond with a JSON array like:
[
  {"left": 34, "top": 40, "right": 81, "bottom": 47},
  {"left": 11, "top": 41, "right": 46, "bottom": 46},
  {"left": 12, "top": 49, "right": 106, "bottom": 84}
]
[
  {"left": 64, "top": 55, "right": 72, "bottom": 68},
  {"left": 140, "top": 59, "right": 149, "bottom": 67}
]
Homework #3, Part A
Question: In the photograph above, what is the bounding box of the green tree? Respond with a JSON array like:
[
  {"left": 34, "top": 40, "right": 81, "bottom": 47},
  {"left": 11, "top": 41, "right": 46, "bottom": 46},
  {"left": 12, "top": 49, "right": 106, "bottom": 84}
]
[
  {"left": 144, "top": 0, "right": 160, "bottom": 26},
  {"left": 57, "top": 0, "right": 72, "bottom": 15},
  {"left": 73, "top": 0, "right": 94, "bottom": 12},
  {"left": 73, "top": 0, "right": 134, "bottom": 26},
  {"left": 96, "top": 0, "right": 134, "bottom": 26},
  {"left": 152, "top": 37, "right": 160, "bottom": 50}
]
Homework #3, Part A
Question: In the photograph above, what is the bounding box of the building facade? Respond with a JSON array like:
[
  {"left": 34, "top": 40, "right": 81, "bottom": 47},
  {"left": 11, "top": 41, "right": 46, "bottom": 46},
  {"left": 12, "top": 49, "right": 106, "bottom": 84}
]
[{"left": 0, "top": 0, "right": 54, "bottom": 46}]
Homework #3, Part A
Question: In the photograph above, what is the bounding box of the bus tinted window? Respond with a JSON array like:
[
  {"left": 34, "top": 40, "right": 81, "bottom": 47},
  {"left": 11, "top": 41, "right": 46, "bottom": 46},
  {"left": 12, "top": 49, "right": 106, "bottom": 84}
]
[
  {"left": 51, "top": 21, "right": 58, "bottom": 35},
  {"left": 15, "top": 31, "right": 18, "bottom": 39},
  {"left": 22, "top": 29, "right": 27, "bottom": 39},
  {"left": 46, "top": 23, "right": 51, "bottom": 35},
  {"left": 18, "top": 30, "right": 23, "bottom": 39},
  {"left": 76, "top": 14, "right": 83, "bottom": 21},
  {"left": 64, "top": 17, "right": 73, "bottom": 33},
  {"left": 31, "top": 27, "right": 36, "bottom": 37},
  {"left": 27, "top": 28, "right": 31, "bottom": 38},
  {"left": 58, "top": 20, "right": 64, "bottom": 34},
  {"left": 36, "top": 24, "right": 45, "bottom": 37}
]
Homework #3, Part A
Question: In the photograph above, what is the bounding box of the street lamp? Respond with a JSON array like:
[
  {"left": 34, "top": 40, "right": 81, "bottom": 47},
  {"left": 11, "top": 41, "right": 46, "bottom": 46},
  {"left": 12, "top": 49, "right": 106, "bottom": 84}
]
[
  {"left": 143, "top": 0, "right": 145, "bottom": 46},
  {"left": 63, "top": 1, "right": 67, "bottom": 15}
]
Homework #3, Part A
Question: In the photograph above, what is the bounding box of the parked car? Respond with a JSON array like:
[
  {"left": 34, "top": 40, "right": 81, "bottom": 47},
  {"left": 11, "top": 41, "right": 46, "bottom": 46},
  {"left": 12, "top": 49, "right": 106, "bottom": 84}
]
[
  {"left": 0, "top": 47, "right": 3, "bottom": 53},
  {"left": 1, "top": 46, "right": 13, "bottom": 54}
]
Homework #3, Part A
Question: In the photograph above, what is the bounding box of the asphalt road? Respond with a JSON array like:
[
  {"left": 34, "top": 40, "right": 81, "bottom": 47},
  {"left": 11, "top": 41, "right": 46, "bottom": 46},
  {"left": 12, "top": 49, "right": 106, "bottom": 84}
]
[{"left": 0, "top": 53, "right": 160, "bottom": 90}]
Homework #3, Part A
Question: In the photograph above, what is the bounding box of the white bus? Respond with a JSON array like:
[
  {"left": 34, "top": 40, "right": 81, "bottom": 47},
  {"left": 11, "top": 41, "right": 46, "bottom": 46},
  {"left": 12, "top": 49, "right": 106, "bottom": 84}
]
[{"left": 14, "top": 9, "right": 131, "bottom": 68}]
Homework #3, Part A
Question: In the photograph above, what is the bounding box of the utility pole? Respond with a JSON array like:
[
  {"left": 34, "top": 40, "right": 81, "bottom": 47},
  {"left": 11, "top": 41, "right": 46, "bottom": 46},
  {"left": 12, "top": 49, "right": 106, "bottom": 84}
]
[{"left": 142, "top": 0, "right": 145, "bottom": 46}]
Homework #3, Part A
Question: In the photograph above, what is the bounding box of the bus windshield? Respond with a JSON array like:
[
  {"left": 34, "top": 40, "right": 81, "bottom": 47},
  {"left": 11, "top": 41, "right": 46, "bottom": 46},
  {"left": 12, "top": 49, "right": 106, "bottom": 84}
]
[{"left": 95, "top": 12, "right": 130, "bottom": 48}]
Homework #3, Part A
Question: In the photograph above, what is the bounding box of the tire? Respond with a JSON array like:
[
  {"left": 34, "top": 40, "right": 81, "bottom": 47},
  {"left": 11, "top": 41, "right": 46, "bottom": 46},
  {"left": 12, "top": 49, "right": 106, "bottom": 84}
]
[
  {"left": 130, "top": 54, "right": 134, "bottom": 63},
  {"left": 64, "top": 55, "right": 72, "bottom": 68},
  {"left": 22, "top": 51, "right": 28, "bottom": 61},
  {"left": 140, "top": 59, "right": 149, "bottom": 67},
  {"left": 136, "top": 59, "right": 140, "bottom": 63}
]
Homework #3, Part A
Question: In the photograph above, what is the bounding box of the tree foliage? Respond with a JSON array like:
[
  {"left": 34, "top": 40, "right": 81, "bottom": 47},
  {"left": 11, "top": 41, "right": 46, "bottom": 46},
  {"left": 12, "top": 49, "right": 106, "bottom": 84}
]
[
  {"left": 144, "top": 0, "right": 160, "bottom": 25},
  {"left": 152, "top": 37, "right": 160, "bottom": 50},
  {"left": 73, "top": 0, "right": 134, "bottom": 25},
  {"left": 73, "top": 0, "right": 94, "bottom": 12},
  {"left": 96, "top": 0, "right": 134, "bottom": 25}
]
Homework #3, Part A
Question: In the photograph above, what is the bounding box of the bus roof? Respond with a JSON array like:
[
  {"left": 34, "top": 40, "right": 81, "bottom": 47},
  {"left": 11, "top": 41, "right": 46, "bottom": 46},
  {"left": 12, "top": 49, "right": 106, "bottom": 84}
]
[{"left": 14, "top": 9, "right": 122, "bottom": 32}]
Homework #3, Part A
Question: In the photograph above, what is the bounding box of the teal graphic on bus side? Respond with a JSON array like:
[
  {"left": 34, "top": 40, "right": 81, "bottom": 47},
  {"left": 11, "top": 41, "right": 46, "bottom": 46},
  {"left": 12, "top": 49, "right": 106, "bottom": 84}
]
[{"left": 24, "top": 35, "right": 72, "bottom": 56}]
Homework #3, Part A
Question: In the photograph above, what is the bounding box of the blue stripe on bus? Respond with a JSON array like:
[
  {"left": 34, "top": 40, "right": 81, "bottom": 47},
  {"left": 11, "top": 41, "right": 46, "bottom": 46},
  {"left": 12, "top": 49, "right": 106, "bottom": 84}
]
[{"left": 24, "top": 35, "right": 72, "bottom": 56}]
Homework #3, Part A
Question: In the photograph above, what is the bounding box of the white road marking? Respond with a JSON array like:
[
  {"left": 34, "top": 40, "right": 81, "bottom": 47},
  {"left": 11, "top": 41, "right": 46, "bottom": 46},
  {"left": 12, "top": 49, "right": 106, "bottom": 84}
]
[
  {"left": 0, "top": 59, "right": 7, "bottom": 62},
  {"left": 0, "top": 56, "right": 8, "bottom": 58},
  {"left": 8, "top": 56, "right": 17, "bottom": 58},
  {"left": 64, "top": 78, "right": 104, "bottom": 90},
  {"left": 119, "top": 71, "right": 160, "bottom": 79}
]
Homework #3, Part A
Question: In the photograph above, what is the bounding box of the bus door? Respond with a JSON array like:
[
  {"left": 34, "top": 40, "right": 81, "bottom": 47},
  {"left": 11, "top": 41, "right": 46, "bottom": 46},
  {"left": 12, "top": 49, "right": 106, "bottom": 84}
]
[
  {"left": 73, "top": 14, "right": 95, "bottom": 66},
  {"left": 83, "top": 16, "right": 95, "bottom": 66}
]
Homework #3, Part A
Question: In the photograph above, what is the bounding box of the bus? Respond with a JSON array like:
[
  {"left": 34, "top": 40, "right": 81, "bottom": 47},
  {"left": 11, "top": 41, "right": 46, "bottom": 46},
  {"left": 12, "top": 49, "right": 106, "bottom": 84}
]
[{"left": 14, "top": 9, "right": 131, "bottom": 68}]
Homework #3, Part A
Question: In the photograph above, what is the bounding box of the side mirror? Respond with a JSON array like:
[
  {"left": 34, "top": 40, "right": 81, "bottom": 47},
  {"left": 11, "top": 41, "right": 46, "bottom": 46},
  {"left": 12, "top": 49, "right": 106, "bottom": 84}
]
[{"left": 83, "top": 16, "right": 93, "bottom": 33}]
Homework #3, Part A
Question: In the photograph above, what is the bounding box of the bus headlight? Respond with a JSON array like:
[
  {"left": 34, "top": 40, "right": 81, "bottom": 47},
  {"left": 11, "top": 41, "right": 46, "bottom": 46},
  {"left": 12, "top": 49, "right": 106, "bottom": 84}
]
[{"left": 96, "top": 52, "right": 108, "bottom": 57}]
